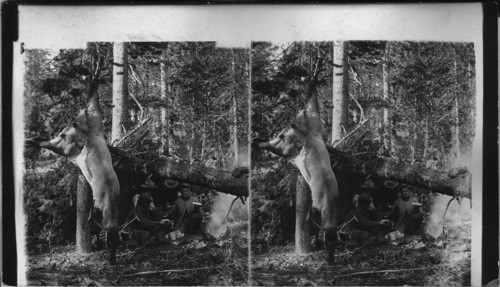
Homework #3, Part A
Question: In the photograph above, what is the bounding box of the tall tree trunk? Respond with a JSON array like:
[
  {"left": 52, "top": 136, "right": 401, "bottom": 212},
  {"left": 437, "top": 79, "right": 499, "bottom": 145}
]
[
  {"left": 411, "top": 97, "right": 419, "bottom": 162},
  {"left": 331, "top": 41, "right": 349, "bottom": 144},
  {"left": 412, "top": 124, "right": 420, "bottom": 163},
  {"left": 111, "top": 42, "right": 129, "bottom": 144},
  {"left": 231, "top": 49, "right": 239, "bottom": 168},
  {"left": 423, "top": 114, "right": 430, "bottom": 160},
  {"left": 130, "top": 73, "right": 140, "bottom": 123},
  {"left": 76, "top": 173, "right": 92, "bottom": 254},
  {"left": 74, "top": 43, "right": 98, "bottom": 254},
  {"left": 147, "top": 107, "right": 156, "bottom": 140},
  {"left": 160, "top": 48, "right": 170, "bottom": 156},
  {"left": 452, "top": 56, "right": 461, "bottom": 163},
  {"left": 295, "top": 175, "right": 311, "bottom": 254},
  {"left": 155, "top": 109, "right": 161, "bottom": 147},
  {"left": 382, "top": 42, "right": 392, "bottom": 154},
  {"left": 189, "top": 102, "right": 196, "bottom": 163},
  {"left": 189, "top": 127, "right": 194, "bottom": 163},
  {"left": 201, "top": 116, "right": 207, "bottom": 160}
]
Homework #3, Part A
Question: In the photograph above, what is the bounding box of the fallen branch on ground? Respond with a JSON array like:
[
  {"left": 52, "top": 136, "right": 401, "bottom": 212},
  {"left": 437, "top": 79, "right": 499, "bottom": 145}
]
[
  {"left": 336, "top": 241, "right": 372, "bottom": 258},
  {"left": 127, "top": 240, "right": 156, "bottom": 259},
  {"left": 335, "top": 266, "right": 432, "bottom": 278},
  {"left": 121, "top": 266, "right": 217, "bottom": 278}
]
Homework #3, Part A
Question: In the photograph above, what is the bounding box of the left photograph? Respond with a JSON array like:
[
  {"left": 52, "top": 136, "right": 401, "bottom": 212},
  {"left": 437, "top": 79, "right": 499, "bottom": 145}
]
[{"left": 22, "top": 42, "right": 250, "bottom": 286}]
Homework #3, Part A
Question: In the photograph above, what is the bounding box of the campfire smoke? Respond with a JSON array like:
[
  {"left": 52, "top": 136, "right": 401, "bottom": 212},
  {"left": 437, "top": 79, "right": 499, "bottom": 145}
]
[
  {"left": 424, "top": 191, "right": 472, "bottom": 285},
  {"left": 426, "top": 155, "right": 472, "bottom": 239},
  {"left": 206, "top": 193, "right": 248, "bottom": 238},
  {"left": 425, "top": 193, "right": 471, "bottom": 240},
  {"left": 206, "top": 147, "right": 249, "bottom": 238}
]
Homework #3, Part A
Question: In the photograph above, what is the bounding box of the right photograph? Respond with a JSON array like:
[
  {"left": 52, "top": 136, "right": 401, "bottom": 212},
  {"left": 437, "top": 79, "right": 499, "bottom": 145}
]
[{"left": 250, "top": 41, "right": 475, "bottom": 286}]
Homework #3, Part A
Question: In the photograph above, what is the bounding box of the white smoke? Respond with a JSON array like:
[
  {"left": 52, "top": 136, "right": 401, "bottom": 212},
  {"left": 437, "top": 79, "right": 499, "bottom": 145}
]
[
  {"left": 206, "top": 193, "right": 248, "bottom": 238},
  {"left": 426, "top": 154, "right": 472, "bottom": 238},
  {"left": 426, "top": 194, "right": 471, "bottom": 238}
]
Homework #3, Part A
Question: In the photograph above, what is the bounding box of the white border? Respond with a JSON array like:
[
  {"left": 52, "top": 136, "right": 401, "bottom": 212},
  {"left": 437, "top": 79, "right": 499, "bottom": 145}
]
[
  {"left": 19, "top": 4, "right": 482, "bottom": 47},
  {"left": 15, "top": 4, "right": 484, "bottom": 286}
]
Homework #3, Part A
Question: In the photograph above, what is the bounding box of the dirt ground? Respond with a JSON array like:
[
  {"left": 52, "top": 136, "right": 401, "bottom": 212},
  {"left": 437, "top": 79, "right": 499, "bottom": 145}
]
[
  {"left": 25, "top": 200, "right": 470, "bottom": 286},
  {"left": 26, "top": 224, "right": 469, "bottom": 286},
  {"left": 26, "top": 234, "right": 249, "bottom": 286},
  {"left": 251, "top": 224, "right": 470, "bottom": 286}
]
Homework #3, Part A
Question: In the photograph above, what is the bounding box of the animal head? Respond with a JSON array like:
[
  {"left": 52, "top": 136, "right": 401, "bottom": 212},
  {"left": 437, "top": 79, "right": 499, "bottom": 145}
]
[
  {"left": 28, "top": 108, "right": 96, "bottom": 158},
  {"left": 32, "top": 126, "right": 84, "bottom": 158},
  {"left": 253, "top": 89, "right": 323, "bottom": 160},
  {"left": 253, "top": 127, "right": 303, "bottom": 160}
]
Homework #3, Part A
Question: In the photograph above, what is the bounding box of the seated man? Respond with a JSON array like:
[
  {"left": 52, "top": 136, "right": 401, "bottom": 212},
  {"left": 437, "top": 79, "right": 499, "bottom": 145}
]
[
  {"left": 168, "top": 187, "right": 203, "bottom": 235},
  {"left": 390, "top": 186, "right": 424, "bottom": 236},
  {"left": 124, "top": 192, "right": 172, "bottom": 244},
  {"left": 342, "top": 192, "right": 391, "bottom": 244}
]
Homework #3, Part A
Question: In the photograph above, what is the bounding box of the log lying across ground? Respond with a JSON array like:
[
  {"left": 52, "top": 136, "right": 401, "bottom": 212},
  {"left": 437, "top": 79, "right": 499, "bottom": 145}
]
[
  {"left": 111, "top": 145, "right": 471, "bottom": 199},
  {"left": 115, "top": 156, "right": 248, "bottom": 197},
  {"left": 327, "top": 146, "right": 472, "bottom": 199}
]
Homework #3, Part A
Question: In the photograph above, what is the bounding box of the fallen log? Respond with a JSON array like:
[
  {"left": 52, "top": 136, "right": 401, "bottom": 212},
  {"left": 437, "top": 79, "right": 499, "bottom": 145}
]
[
  {"left": 114, "top": 157, "right": 248, "bottom": 197},
  {"left": 326, "top": 146, "right": 471, "bottom": 199},
  {"left": 111, "top": 143, "right": 470, "bottom": 199}
]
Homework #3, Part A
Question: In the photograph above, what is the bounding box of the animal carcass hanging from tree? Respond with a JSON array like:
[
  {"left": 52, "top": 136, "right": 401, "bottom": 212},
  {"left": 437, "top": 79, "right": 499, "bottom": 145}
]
[{"left": 25, "top": 44, "right": 122, "bottom": 264}]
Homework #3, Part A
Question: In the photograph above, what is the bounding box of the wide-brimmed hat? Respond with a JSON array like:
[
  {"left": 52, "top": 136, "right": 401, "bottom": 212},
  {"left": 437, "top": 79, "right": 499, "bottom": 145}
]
[
  {"left": 361, "top": 179, "right": 377, "bottom": 189},
  {"left": 400, "top": 186, "right": 411, "bottom": 193},
  {"left": 141, "top": 178, "right": 157, "bottom": 189},
  {"left": 383, "top": 180, "right": 399, "bottom": 189},
  {"left": 164, "top": 179, "right": 179, "bottom": 189}
]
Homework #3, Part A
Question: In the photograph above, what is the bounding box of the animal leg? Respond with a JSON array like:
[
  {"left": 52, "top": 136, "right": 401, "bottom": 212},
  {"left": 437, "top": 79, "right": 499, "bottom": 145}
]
[
  {"left": 306, "top": 208, "right": 324, "bottom": 250},
  {"left": 321, "top": 207, "right": 338, "bottom": 265},
  {"left": 88, "top": 205, "right": 103, "bottom": 230},
  {"left": 105, "top": 227, "right": 119, "bottom": 265},
  {"left": 307, "top": 208, "right": 323, "bottom": 230},
  {"left": 324, "top": 228, "right": 337, "bottom": 265},
  {"left": 87, "top": 200, "right": 95, "bottom": 221}
]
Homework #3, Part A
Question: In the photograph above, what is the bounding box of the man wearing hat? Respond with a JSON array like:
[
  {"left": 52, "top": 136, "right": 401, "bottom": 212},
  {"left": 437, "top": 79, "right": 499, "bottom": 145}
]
[
  {"left": 124, "top": 179, "right": 172, "bottom": 244},
  {"left": 360, "top": 178, "right": 378, "bottom": 210},
  {"left": 167, "top": 185, "right": 203, "bottom": 236},
  {"left": 141, "top": 178, "right": 157, "bottom": 190},
  {"left": 360, "top": 178, "right": 400, "bottom": 216},
  {"left": 342, "top": 192, "right": 391, "bottom": 244},
  {"left": 390, "top": 186, "right": 423, "bottom": 237}
]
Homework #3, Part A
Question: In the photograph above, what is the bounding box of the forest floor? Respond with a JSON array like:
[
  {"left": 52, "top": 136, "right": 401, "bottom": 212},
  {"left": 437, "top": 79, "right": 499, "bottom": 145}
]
[
  {"left": 26, "top": 233, "right": 249, "bottom": 286},
  {"left": 26, "top": 221, "right": 470, "bottom": 286},
  {"left": 251, "top": 219, "right": 471, "bottom": 286}
]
